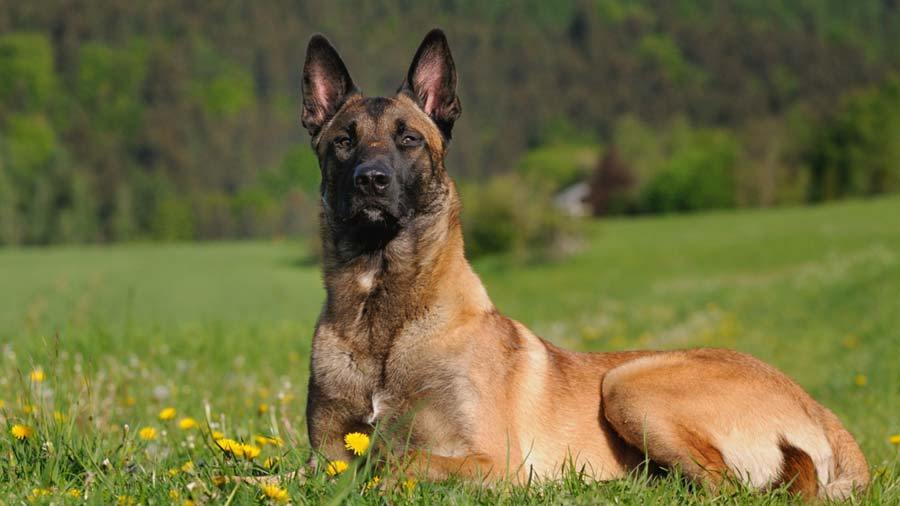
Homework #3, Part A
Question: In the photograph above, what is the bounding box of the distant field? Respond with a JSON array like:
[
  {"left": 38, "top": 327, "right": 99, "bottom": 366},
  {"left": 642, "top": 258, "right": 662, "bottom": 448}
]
[{"left": 1, "top": 197, "right": 898, "bottom": 503}]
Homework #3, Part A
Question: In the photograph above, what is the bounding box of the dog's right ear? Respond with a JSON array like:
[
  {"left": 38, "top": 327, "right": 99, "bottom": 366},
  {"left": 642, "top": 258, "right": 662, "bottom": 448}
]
[{"left": 301, "top": 35, "right": 358, "bottom": 138}]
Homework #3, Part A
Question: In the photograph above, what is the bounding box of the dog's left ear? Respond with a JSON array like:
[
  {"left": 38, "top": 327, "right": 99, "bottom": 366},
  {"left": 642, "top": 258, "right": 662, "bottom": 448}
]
[{"left": 399, "top": 29, "right": 461, "bottom": 139}]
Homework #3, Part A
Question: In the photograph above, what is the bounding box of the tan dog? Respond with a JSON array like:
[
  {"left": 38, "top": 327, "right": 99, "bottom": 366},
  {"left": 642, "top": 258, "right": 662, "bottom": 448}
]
[{"left": 301, "top": 29, "right": 868, "bottom": 499}]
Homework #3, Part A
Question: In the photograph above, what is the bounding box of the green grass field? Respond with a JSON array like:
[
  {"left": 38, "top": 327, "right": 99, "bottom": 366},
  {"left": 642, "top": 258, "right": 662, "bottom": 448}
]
[{"left": 1, "top": 197, "right": 898, "bottom": 504}]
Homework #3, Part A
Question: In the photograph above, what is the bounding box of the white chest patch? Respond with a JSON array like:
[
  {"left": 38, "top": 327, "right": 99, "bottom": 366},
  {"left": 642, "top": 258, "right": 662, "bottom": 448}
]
[
  {"left": 358, "top": 270, "right": 377, "bottom": 291},
  {"left": 367, "top": 391, "right": 390, "bottom": 425}
]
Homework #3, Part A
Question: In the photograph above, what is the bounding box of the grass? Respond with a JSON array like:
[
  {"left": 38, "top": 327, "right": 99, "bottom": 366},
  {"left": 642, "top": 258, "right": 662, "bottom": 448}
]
[{"left": 1, "top": 196, "right": 898, "bottom": 504}]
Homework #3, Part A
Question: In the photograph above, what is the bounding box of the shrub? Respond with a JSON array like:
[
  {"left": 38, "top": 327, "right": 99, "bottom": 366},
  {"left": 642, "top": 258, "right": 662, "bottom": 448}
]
[
  {"left": 797, "top": 76, "right": 900, "bottom": 201},
  {"left": 460, "top": 174, "right": 577, "bottom": 262},
  {"left": 638, "top": 129, "right": 738, "bottom": 213}
]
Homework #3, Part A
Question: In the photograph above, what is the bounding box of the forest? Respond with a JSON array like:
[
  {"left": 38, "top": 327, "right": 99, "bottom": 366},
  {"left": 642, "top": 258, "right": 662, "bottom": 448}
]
[{"left": 2, "top": 0, "right": 899, "bottom": 246}]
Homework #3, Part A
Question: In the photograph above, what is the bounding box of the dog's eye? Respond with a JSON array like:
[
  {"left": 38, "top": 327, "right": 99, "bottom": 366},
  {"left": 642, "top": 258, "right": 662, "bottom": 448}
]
[
  {"left": 333, "top": 136, "right": 352, "bottom": 149},
  {"left": 399, "top": 133, "right": 422, "bottom": 147}
]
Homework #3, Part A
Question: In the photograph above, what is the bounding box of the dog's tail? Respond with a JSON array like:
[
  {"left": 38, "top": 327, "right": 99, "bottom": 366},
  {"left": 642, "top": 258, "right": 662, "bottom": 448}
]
[{"left": 820, "top": 408, "right": 869, "bottom": 500}]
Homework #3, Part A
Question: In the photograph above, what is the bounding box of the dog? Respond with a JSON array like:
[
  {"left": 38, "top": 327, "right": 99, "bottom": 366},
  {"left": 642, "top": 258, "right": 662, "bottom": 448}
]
[{"left": 300, "top": 29, "right": 869, "bottom": 499}]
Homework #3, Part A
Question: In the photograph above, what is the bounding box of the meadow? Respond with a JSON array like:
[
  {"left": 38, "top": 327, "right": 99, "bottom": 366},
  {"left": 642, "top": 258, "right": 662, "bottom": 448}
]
[{"left": 1, "top": 196, "right": 898, "bottom": 504}]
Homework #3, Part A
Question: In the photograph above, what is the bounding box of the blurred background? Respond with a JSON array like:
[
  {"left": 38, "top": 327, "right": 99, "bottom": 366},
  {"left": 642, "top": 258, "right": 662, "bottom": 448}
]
[
  {"left": 0, "top": 3, "right": 898, "bottom": 501},
  {"left": 1, "top": 1, "right": 899, "bottom": 254}
]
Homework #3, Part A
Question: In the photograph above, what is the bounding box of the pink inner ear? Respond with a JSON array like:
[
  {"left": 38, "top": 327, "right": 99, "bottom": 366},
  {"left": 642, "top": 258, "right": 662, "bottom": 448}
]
[{"left": 414, "top": 55, "right": 444, "bottom": 115}]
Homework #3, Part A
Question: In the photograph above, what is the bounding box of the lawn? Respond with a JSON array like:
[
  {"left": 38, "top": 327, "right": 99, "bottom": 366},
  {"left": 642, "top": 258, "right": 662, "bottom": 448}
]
[{"left": 1, "top": 197, "right": 898, "bottom": 504}]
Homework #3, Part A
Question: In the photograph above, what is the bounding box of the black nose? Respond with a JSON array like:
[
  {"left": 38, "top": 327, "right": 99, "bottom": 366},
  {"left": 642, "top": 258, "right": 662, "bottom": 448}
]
[{"left": 353, "top": 163, "right": 391, "bottom": 195}]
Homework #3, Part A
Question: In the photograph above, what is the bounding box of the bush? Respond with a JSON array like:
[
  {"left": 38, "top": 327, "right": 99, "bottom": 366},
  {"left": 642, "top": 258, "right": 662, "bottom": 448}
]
[
  {"left": 460, "top": 174, "right": 577, "bottom": 262},
  {"left": 638, "top": 129, "right": 738, "bottom": 213},
  {"left": 797, "top": 76, "right": 900, "bottom": 201},
  {"left": 516, "top": 142, "right": 600, "bottom": 193}
]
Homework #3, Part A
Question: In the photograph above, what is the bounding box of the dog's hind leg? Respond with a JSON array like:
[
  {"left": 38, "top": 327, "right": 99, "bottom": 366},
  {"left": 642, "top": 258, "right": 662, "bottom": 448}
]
[{"left": 600, "top": 350, "right": 829, "bottom": 499}]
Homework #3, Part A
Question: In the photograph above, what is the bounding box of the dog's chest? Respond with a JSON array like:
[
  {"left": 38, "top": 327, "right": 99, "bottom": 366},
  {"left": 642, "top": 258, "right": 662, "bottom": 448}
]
[{"left": 311, "top": 319, "right": 472, "bottom": 438}]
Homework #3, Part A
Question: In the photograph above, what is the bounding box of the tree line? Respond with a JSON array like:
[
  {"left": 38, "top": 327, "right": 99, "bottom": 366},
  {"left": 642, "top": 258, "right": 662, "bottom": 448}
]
[{"left": 1, "top": 1, "right": 899, "bottom": 245}]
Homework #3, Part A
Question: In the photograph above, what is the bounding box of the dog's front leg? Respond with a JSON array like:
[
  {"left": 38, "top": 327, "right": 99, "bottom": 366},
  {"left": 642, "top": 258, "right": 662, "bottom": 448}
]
[{"left": 400, "top": 450, "right": 507, "bottom": 482}]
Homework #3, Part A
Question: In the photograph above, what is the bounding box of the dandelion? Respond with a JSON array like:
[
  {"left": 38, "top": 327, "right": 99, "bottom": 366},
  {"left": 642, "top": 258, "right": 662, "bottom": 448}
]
[
  {"left": 215, "top": 438, "right": 260, "bottom": 459},
  {"left": 890, "top": 434, "right": 900, "bottom": 445},
  {"left": 67, "top": 489, "right": 81, "bottom": 498},
  {"left": 854, "top": 374, "right": 868, "bottom": 387},
  {"left": 211, "top": 430, "right": 224, "bottom": 440},
  {"left": 181, "top": 460, "right": 194, "bottom": 473},
  {"left": 124, "top": 396, "right": 136, "bottom": 407},
  {"left": 241, "top": 443, "right": 261, "bottom": 459},
  {"left": 260, "top": 484, "right": 289, "bottom": 502},
  {"left": 216, "top": 438, "right": 242, "bottom": 455},
  {"left": 178, "top": 417, "right": 197, "bottom": 430},
  {"left": 11, "top": 424, "right": 33, "bottom": 440},
  {"left": 0, "top": 399, "right": 5, "bottom": 409},
  {"left": 258, "top": 403, "right": 269, "bottom": 415},
  {"left": 159, "top": 407, "right": 177, "bottom": 420},
  {"left": 344, "top": 432, "right": 370, "bottom": 456},
  {"left": 118, "top": 495, "right": 136, "bottom": 506},
  {"left": 138, "top": 426, "right": 158, "bottom": 441},
  {"left": 169, "top": 489, "right": 180, "bottom": 500},
  {"left": 325, "top": 460, "right": 348, "bottom": 476},
  {"left": 53, "top": 411, "right": 66, "bottom": 422},
  {"left": 183, "top": 501, "right": 196, "bottom": 506},
  {"left": 29, "top": 368, "right": 45, "bottom": 383},
  {"left": 168, "top": 468, "right": 180, "bottom": 477},
  {"left": 365, "top": 476, "right": 381, "bottom": 491},
  {"left": 22, "top": 404, "right": 35, "bottom": 415},
  {"left": 255, "top": 434, "right": 283, "bottom": 447},
  {"left": 28, "top": 488, "right": 51, "bottom": 501},
  {"left": 403, "top": 478, "right": 417, "bottom": 493},
  {"left": 263, "top": 457, "right": 277, "bottom": 469}
]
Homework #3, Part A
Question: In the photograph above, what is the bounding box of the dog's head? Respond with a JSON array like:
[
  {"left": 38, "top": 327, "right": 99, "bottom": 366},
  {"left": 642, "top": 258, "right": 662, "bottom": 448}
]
[{"left": 301, "top": 29, "right": 461, "bottom": 250}]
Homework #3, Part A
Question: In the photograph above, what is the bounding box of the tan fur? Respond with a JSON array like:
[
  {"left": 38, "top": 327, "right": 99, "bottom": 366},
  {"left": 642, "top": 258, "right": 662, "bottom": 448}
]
[{"left": 303, "top": 36, "right": 869, "bottom": 501}]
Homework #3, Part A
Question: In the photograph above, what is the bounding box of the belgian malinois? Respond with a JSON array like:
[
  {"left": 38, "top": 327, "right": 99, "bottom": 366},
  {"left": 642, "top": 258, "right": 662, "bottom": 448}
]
[{"left": 301, "top": 29, "right": 868, "bottom": 499}]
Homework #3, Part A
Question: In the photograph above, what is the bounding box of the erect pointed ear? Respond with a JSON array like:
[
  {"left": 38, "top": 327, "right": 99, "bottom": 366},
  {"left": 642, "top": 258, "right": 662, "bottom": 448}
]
[
  {"left": 398, "top": 29, "right": 461, "bottom": 139},
  {"left": 301, "top": 35, "right": 359, "bottom": 138}
]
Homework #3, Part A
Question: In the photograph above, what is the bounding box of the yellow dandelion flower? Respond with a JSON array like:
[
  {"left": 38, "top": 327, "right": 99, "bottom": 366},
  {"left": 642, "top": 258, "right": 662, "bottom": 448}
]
[
  {"left": 169, "top": 489, "right": 180, "bottom": 500},
  {"left": 241, "top": 443, "right": 261, "bottom": 459},
  {"left": 124, "top": 396, "right": 136, "bottom": 407},
  {"left": 67, "top": 489, "right": 81, "bottom": 498},
  {"left": 53, "top": 411, "right": 66, "bottom": 422},
  {"left": 178, "top": 417, "right": 197, "bottom": 430},
  {"left": 263, "top": 457, "right": 277, "bottom": 469},
  {"left": 325, "top": 460, "right": 348, "bottom": 476},
  {"left": 854, "top": 374, "right": 868, "bottom": 387},
  {"left": 215, "top": 438, "right": 242, "bottom": 456},
  {"left": 183, "top": 501, "right": 196, "bottom": 506},
  {"left": 0, "top": 399, "right": 5, "bottom": 409},
  {"left": 118, "top": 495, "right": 135, "bottom": 506},
  {"left": 211, "top": 430, "right": 224, "bottom": 440},
  {"left": 168, "top": 467, "right": 180, "bottom": 477},
  {"left": 22, "top": 404, "right": 35, "bottom": 415},
  {"left": 11, "top": 424, "right": 33, "bottom": 440},
  {"left": 403, "top": 478, "right": 417, "bottom": 492},
  {"left": 29, "top": 368, "right": 45, "bottom": 382},
  {"left": 159, "top": 407, "right": 177, "bottom": 421},
  {"left": 138, "top": 426, "right": 157, "bottom": 441},
  {"left": 260, "top": 484, "right": 289, "bottom": 502},
  {"left": 258, "top": 403, "right": 269, "bottom": 415},
  {"left": 889, "top": 434, "right": 900, "bottom": 445},
  {"left": 212, "top": 475, "right": 227, "bottom": 487},
  {"left": 255, "top": 434, "right": 283, "bottom": 447},
  {"left": 28, "top": 488, "right": 51, "bottom": 501},
  {"left": 181, "top": 460, "right": 194, "bottom": 473},
  {"left": 365, "top": 476, "right": 381, "bottom": 491},
  {"left": 344, "top": 432, "right": 370, "bottom": 456}
]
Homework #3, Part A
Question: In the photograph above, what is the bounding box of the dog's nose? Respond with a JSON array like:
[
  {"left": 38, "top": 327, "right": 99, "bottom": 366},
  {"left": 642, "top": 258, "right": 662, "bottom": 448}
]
[{"left": 353, "top": 163, "right": 391, "bottom": 195}]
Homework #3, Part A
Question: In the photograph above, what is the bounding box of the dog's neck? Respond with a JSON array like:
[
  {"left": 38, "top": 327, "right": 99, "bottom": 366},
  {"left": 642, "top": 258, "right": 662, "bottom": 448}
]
[{"left": 319, "top": 187, "right": 493, "bottom": 355}]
